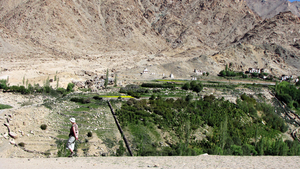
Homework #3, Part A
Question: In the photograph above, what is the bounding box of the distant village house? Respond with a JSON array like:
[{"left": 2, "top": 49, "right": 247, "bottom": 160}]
[
  {"left": 170, "top": 74, "right": 174, "bottom": 79},
  {"left": 143, "top": 68, "right": 148, "bottom": 74},
  {"left": 248, "top": 68, "right": 261, "bottom": 74},
  {"left": 194, "top": 69, "right": 206, "bottom": 75}
]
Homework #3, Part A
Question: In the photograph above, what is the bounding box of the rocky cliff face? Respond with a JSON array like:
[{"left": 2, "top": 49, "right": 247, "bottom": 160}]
[
  {"left": 245, "top": 0, "right": 300, "bottom": 19},
  {"left": 238, "top": 11, "right": 300, "bottom": 71},
  {"left": 141, "top": 0, "right": 259, "bottom": 50},
  {"left": 0, "top": 0, "right": 299, "bottom": 84}
]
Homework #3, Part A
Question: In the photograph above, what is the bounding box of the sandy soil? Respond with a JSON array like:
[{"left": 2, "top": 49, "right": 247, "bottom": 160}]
[{"left": 1, "top": 155, "right": 300, "bottom": 169}]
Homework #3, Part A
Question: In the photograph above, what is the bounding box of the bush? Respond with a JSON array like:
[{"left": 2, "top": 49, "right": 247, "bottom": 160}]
[
  {"left": 67, "top": 83, "right": 75, "bottom": 92},
  {"left": 0, "top": 80, "right": 7, "bottom": 90},
  {"left": 0, "top": 104, "right": 13, "bottom": 110},
  {"left": 116, "top": 140, "right": 126, "bottom": 156},
  {"left": 141, "top": 83, "right": 175, "bottom": 88},
  {"left": 149, "top": 94, "right": 156, "bottom": 100},
  {"left": 93, "top": 95, "right": 103, "bottom": 100},
  {"left": 185, "top": 94, "right": 193, "bottom": 102},
  {"left": 18, "top": 142, "right": 25, "bottom": 147},
  {"left": 204, "top": 95, "right": 215, "bottom": 102},
  {"left": 182, "top": 82, "right": 190, "bottom": 90},
  {"left": 70, "top": 97, "right": 91, "bottom": 104},
  {"left": 241, "top": 94, "right": 256, "bottom": 104},
  {"left": 40, "top": 124, "right": 47, "bottom": 130},
  {"left": 56, "top": 88, "right": 66, "bottom": 94},
  {"left": 87, "top": 131, "right": 93, "bottom": 137}
]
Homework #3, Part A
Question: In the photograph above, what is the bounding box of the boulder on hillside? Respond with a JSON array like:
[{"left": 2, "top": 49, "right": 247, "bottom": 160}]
[
  {"left": 75, "top": 70, "right": 85, "bottom": 76},
  {"left": 73, "top": 81, "right": 85, "bottom": 88},
  {"left": 9, "top": 132, "right": 18, "bottom": 139},
  {"left": 85, "top": 71, "right": 95, "bottom": 76}
]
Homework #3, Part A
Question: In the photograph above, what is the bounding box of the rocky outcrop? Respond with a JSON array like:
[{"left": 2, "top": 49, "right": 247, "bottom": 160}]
[
  {"left": 245, "top": 0, "right": 300, "bottom": 19},
  {"left": 4, "top": 121, "right": 18, "bottom": 139}
]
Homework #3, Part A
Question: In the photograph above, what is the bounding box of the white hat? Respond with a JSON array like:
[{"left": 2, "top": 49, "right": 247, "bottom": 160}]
[{"left": 69, "top": 118, "right": 76, "bottom": 123}]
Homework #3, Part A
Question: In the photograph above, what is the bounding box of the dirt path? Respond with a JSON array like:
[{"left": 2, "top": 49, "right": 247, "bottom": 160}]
[{"left": 1, "top": 155, "right": 300, "bottom": 169}]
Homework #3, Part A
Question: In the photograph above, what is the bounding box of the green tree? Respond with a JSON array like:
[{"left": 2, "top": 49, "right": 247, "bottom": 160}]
[
  {"left": 114, "top": 74, "right": 118, "bottom": 87},
  {"left": 193, "top": 83, "right": 203, "bottom": 93},
  {"left": 220, "top": 115, "right": 228, "bottom": 151},
  {"left": 116, "top": 140, "right": 126, "bottom": 156},
  {"left": 149, "top": 94, "right": 156, "bottom": 100},
  {"left": 105, "top": 69, "right": 109, "bottom": 88},
  {"left": 190, "top": 81, "right": 197, "bottom": 90},
  {"left": 182, "top": 82, "right": 190, "bottom": 90},
  {"left": 185, "top": 94, "right": 193, "bottom": 102},
  {"left": 56, "top": 77, "right": 59, "bottom": 89}
]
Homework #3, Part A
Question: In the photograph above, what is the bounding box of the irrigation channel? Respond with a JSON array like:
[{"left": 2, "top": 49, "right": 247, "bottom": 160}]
[{"left": 107, "top": 101, "right": 133, "bottom": 156}]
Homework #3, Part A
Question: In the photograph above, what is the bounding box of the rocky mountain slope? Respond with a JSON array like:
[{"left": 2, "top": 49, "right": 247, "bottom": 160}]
[
  {"left": 0, "top": 0, "right": 299, "bottom": 87},
  {"left": 238, "top": 11, "right": 300, "bottom": 67},
  {"left": 245, "top": 0, "right": 300, "bottom": 19}
]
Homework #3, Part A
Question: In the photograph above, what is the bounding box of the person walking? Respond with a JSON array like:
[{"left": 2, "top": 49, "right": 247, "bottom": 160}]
[{"left": 67, "top": 117, "right": 79, "bottom": 157}]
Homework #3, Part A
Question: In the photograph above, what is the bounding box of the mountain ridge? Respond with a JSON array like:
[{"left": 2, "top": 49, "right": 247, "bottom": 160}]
[{"left": 0, "top": 0, "right": 299, "bottom": 87}]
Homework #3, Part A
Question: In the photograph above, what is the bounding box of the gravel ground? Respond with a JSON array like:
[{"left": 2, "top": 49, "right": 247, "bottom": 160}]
[{"left": 1, "top": 155, "right": 300, "bottom": 169}]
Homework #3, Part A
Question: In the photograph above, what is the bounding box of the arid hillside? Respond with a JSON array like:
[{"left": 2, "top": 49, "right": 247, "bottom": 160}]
[{"left": 0, "top": 0, "right": 299, "bottom": 87}]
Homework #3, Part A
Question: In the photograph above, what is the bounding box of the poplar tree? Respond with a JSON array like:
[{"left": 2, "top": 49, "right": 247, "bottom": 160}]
[{"left": 104, "top": 69, "right": 109, "bottom": 88}]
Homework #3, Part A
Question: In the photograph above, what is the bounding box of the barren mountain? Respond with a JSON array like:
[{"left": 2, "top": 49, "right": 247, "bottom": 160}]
[
  {"left": 0, "top": 0, "right": 299, "bottom": 87},
  {"left": 245, "top": 0, "right": 300, "bottom": 19},
  {"left": 237, "top": 11, "right": 300, "bottom": 74}
]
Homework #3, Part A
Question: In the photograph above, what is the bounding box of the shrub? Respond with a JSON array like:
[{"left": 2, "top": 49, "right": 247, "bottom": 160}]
[
  {"left": 116, "top": 140, "right": 126, "bottom": 156},
  {"left": 56, "top": 88, "right": 66, "bottom": 94},
  {"left": 204, "top": 95, "right": 215, "bottom": 102},
  {"left": 141, "top": 83, "right": 175, "bottom": 88},
  {"left": 70, "top": 97, "right": 91, "bottom": 104},
  {"left": 44, "top": 86, "right": 51, "bottom": 93},
  {"left": 241, "top": 93, "right": 256, "bottom": 104},
  {"left": 0, "top": 104, "right": 13, "bottom": 110},
  {"left": 10, "top": 85, "right": 20, "bottom": 92},
  {"left": 40, "top": 124, "right": 47, "bottom": 130},
  {"left": 67, "top": 83, "right": 75, "bottom": 92},
  {"left": 18, "top": 142, "right": 25, "bottom": 147},
  {"left": 87, "top": 131, "right": 93, "bottom": 137},
  {"left": 251, "top": 72, "right": 258, "bottom": 77},
  {"left": 149, "top": 94, "right": 156, "bottom": 100},
  {"left": 182, "top": 82, "right": 190, "bottom": 90},
  {"left": 93, "top": 95, "right": 103, "bottom": 100},
  {"left": 185, "top": 94, "right": 193, "bottom": 102}
]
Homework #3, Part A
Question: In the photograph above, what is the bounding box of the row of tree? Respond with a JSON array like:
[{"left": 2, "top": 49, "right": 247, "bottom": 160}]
[{"left": 0, "top": 79, "right": 74, "bottom": 96}]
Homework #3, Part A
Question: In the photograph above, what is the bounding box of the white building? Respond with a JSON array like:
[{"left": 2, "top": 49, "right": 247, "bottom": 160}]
[{"left": 143, "top": 68, "right": 149, "bottom": 74}]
